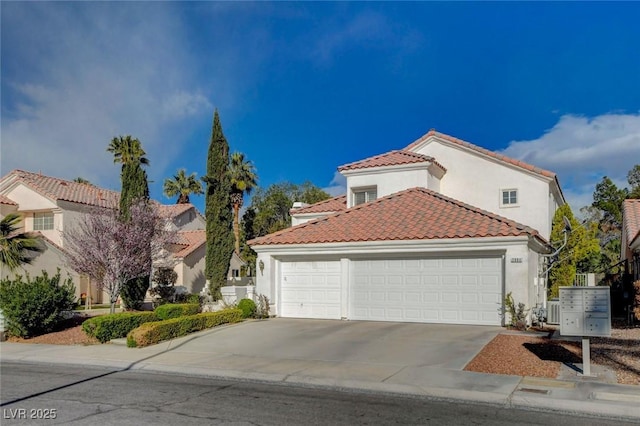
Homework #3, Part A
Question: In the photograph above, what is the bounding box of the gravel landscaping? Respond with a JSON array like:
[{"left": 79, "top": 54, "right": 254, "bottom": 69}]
[{"left": 464, "top": 326, "right": 640, "bottom": 385}]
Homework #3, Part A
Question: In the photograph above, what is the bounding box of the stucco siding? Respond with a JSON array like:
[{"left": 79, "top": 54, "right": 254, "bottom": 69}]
[
  {"left": 178, "top": 244, "right": 206, "bottom": 294},
  {"left": 346, "top": 167, "right": 431, "bottom": 208},
  {"left": 412, "top": 140, "right": 555, "bottom": 239}
]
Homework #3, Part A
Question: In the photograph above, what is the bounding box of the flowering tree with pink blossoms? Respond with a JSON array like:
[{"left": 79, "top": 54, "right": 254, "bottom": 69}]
[{"left": 64, "top": 200, "right": 176, "bottom": 314}]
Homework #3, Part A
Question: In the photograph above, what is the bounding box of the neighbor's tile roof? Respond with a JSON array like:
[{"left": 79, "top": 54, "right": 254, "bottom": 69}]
[
  {"left": 0, "top": 194, "right": 17, "bottom": 205},
  {"left": 291, "top": 195, "right": 347, "bottom": 214},
  {"left": 338, "top": 150, "right": 446, "bottom": 172},
  {"left": 3, "top": 170, "right": 120, "bottom": 208},
  {"left": 405, "top": 130, "right": 556, "bottom": 179},
  {"left": 2, "top": 170, "right": 198, "bottom": 218},
  {"left": 158, "top": 203, "right": 195, "bottom": 218},
  {"left": 173, "top": 230, "right": 206, "bottom": 258},
  {"left": 249, "top": 187, "right": 543, "bottom": 246},
  {"left": 623, "top": 199, "right": 640, "bottom": 248}
]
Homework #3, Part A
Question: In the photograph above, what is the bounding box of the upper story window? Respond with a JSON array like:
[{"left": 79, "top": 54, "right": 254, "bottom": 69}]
[
  {"left": 353, "top": 187, "right": 377, "bottom": 206},
  {"left": 501, "top": 189, "right": 518, "bottom": 207},
  {"left": 34, "top": 212, "right": 54, "bottom": 230}
]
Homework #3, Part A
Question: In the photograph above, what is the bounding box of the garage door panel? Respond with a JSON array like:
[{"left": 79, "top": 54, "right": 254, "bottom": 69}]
[
  {"left": 281, "top": 261, "right": 341, "bottom": 319},
  {"left": 351, "top": 257, "right": 502, "bottom": 325}
]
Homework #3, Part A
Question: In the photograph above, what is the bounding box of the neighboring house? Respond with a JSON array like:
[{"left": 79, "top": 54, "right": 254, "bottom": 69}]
[
  {"left": 621, "top": 199, "right": 640, "bottom": 281},
  {"left": 0, "top": 169, "right": 214, "bottom": 302},
  {"left": 249, "top": 129, "right": 565, "bottom": 326}
]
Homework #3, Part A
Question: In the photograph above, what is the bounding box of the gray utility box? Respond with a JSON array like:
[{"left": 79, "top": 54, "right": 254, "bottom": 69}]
[{"left": 559, "top": 287, "right": 611, "bottom": 337}]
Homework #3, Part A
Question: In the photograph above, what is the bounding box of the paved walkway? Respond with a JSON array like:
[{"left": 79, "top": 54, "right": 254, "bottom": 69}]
[{"left": 1, "top": 320, "right": 639, "bottom": 421}]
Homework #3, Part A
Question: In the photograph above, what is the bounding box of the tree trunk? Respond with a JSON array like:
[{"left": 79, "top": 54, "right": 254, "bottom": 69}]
[{"left": 233, "top": 202, "right": 240, "bottom": 255}]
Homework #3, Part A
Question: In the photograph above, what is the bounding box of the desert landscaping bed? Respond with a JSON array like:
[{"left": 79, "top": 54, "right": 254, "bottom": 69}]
[{"left": 464, "top": 327, "right": 640, "bottom": 385}]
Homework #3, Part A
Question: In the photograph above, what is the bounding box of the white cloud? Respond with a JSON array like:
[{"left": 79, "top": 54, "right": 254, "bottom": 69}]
[
  {"left": 0, "top": 3, "right": 212, "bottom": 189},
  {"left": 323, "top": 171, "right": 347, "bottom": 196},
  {"left": 498, "top": 113, "right": 640, "bottom": 211}
]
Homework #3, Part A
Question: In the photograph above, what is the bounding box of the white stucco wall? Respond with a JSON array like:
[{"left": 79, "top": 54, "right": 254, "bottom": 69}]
[
  {"left": 410, "top": 139, "right": 559, "bottom": 239},
  {"left": 344, "top": 166, "right": 431, "bottom": 208},
  {"left": 176, "top": 244, "right": 207, "bottom": 294},
  {"left": 172, "top": 208, "right": 206, "bottom": 230},
  {"left": 291, "top": 213, "right": 332, "bottom": 226}
]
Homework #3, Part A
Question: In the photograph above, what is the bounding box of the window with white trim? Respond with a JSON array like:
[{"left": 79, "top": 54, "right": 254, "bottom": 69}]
[
  {"left": 501, "top": 189, "right": 518, "bottom": 207},
  {"left": 34, "top": 212, "right": 54, "bottom": 230},
  {"left": 353, "top": 187, "right": 377, "bottom": 206}
]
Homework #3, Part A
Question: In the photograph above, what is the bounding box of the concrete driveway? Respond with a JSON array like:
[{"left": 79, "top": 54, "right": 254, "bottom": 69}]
[{"left": 159, "top": 318, "right": 502, "bottom": 373}]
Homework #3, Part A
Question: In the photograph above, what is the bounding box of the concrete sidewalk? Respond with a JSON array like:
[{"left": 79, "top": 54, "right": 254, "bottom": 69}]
[{"left": 1, "top": 321, "right": 639, "bottom": 421}]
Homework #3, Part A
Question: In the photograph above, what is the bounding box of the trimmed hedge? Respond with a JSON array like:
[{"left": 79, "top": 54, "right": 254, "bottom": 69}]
[
  {"left": 127, "top": 308, "right": 243, "bottom": 348},
  {"left": 154, "top": 303, "right": 200, "bottom": 320},
  {"left": 82, "top": 311, "right": 159, "bottom": 343}
]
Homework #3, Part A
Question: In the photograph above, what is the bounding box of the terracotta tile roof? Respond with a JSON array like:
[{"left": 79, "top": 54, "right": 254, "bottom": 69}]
[
  {"left": 2, "top": 170, "right": 119, "bottom": 208},
  {"left": 404, "top": 130, "right": 556, "bottom": 179},
  {"left": 0, "top": 194, "right": 17, "bottom": 205},
  {"left": 623, "top": 199, "right": 640, "bottom": 248},
  {"left": 172, "top": 230, "right": 206, "bottom": 258},
  {"left": 157, "top": 203, "right": 195, "bottom": 218},
  {"left": 249, "top": 187, "right": 544, "bottom": 246},
  {"left": 338, "top": 150, "right": 446, "bottom": 172},
  {"left": 291, "top": 195, "right": 347, "bottom": 214}
]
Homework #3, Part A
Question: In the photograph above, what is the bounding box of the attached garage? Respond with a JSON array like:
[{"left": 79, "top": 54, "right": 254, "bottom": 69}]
[
  {"left": 350, "top": 257, "right": 502, "bottom": 325},
  {"left": 250, "top": 188, "right": 549, "bottom": 326}
]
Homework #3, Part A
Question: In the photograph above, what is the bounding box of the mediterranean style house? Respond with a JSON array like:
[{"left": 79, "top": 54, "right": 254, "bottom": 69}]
[
  {"left": 249, "top": 129, "right": 565, "bottom": 326},
  {"left": 0, "top": 170, "right": 211, "bottom": 303}
]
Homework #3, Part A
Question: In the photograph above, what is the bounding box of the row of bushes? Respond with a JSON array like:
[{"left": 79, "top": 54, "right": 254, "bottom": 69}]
[
  {"left": 127, "top": 309, "right": 243, "bottom": 348},
  {"left": 82, "top": 303, "right": 200, "bottom": 343}
]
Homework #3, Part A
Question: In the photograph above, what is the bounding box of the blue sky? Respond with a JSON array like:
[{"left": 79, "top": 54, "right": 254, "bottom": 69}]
[{"left": 2, "top": 2, "right": 640, "bottom": 215}]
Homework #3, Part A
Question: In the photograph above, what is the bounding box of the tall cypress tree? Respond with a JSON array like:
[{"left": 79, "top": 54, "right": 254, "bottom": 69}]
[
  {"left": 107, "top": 135, "right": 152, "bottom": 309},
  {"left": 203, "top": 110, "right": 234, "bottom": 299}
]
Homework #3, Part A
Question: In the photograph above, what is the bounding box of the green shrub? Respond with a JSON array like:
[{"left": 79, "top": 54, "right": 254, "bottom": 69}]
[
  {"left": 174, "top": 293, "right": 202, "bottom": 305},
  {"left": 82, "top": 311, "right": 158, "bottom": 343},
  {"left": 120, "top": 275, "right": 150, "bottom": 311},
  {"left": 127, "top": 308, "right": 243, "bottom": 347},
  {"left": 154, "top": 303, "right": 200, "bottom": 320},
  {"left": 503, "top": 292, "right": 529, "bottom": 330},
  {"left": 149, "top": 267, "right": 178, "bottom": 307},
  {"left": 0, "top": 271, "right": 76, "bottom": 338},
  {"left": 237, "top": 298, "right": 256, "bottom": 318}
]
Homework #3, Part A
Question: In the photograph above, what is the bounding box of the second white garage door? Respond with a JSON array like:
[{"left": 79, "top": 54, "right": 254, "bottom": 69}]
[
  {"left": 351, "top": 257, "right": 503, "bottom": 325},
  {"left": 280, "top": 261, "right": 341, "bottom": 319}
]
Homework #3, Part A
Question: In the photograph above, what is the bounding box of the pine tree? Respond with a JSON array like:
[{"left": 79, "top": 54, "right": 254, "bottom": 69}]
[{"left": 203, "top": 110, "right": 234, "bottom": 299}]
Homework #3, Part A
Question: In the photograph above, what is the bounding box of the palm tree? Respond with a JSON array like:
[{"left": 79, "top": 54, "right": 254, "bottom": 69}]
[
  {"left": 107, "top": 135, "right": 150, "bottom": 167},
  {"left": 73, "top": 177, "right": 91, "bottom": 184},
  {"left": 163, "top": 169, "right": 204, "bottom": 204},
  {"left": 0, "top": 213, "right": 43, "bottom": 272},
  {"left": 229, "top": 152, "right": 258, "bottom": 254}
]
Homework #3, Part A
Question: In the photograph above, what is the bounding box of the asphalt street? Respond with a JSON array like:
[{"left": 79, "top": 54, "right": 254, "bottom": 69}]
[{"left": 0, "top": 362, "right": 633, "bottom": 426}]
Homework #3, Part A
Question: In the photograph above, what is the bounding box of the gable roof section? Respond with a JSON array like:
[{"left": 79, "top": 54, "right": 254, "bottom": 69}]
[
  {"left": 158, "top": 203, "right": 195, "bottom": 218},
  {"left": 623, "top": 199, "right": 640, "bottom": 249},
  {"left": 173, "top": 230, "right": 206, "bottom": 258},
  {"left": 1, "top": 170, "right": 119, "bottom": 208},
  {"left": 291, "top": 195, "right": 347, "bottom": 214},
  {"left": 249, "top": 187, "right": 544, "bottom": 246},
  {"left": 338, "top": 150, "right": 446, "bottom": 172},
  {"left": 405, "top": 130, "right": 556, "bottom": 179}
]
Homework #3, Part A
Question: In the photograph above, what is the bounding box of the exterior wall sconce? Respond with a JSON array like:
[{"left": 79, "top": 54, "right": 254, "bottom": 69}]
[{"left": 259, "top": 260, "right": 264, "bottom": 276}]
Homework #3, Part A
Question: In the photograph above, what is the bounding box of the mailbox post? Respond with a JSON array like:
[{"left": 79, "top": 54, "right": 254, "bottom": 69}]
[{"left": 559, "top": 287, "right": 611, "bottom": 376}]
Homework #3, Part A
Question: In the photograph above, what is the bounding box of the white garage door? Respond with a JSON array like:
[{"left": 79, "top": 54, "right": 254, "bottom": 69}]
[
  {"left": 351, "top": 257, "right": 502, "bottom": 325},
  {"left": 280, "top": 261, "right": 341, "bottom": 319}
]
